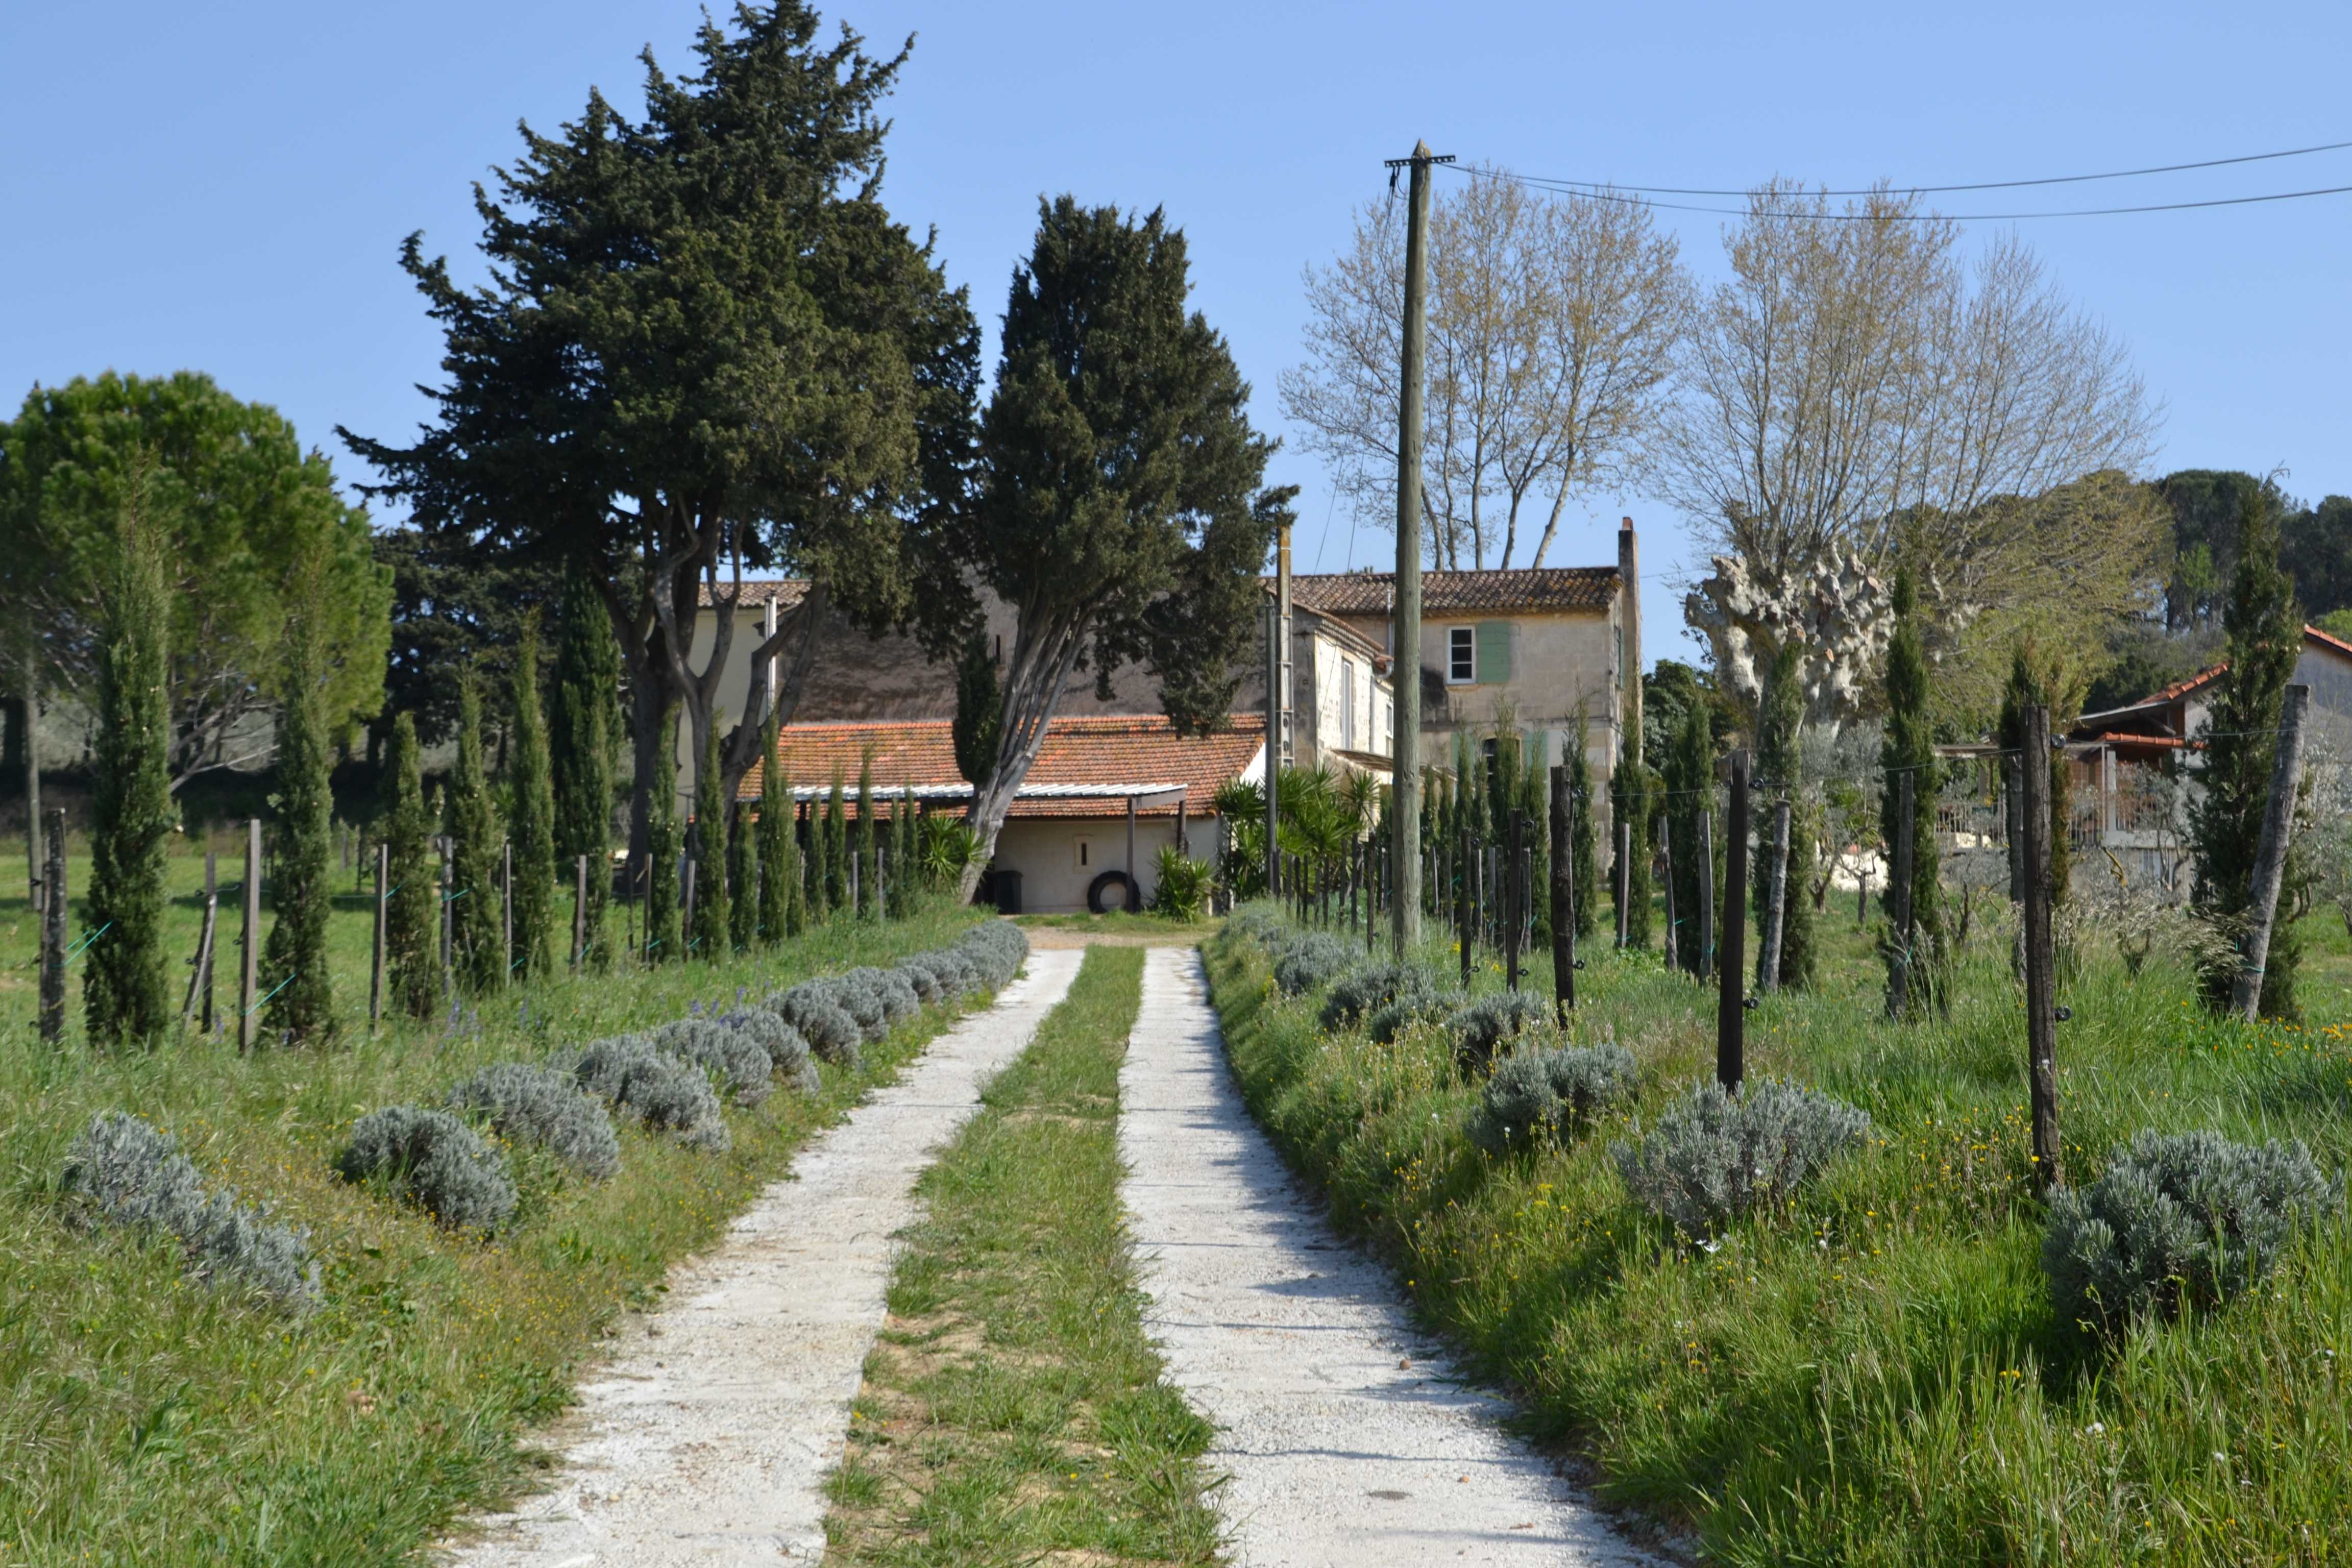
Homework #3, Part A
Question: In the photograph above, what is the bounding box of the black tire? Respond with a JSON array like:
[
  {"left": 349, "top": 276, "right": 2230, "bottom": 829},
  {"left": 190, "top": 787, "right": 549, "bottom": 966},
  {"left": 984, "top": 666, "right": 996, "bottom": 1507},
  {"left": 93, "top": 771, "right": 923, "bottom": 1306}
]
[{"left": 1087, "top": 869, "right": 1141, "bottom": 915}]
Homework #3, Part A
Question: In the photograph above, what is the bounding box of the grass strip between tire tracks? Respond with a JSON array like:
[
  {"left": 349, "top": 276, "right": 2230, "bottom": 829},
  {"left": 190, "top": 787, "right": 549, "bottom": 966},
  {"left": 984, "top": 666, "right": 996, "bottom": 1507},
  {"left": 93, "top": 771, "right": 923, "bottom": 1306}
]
[{"left": 825, "top": 944, "right": 1222, "bottom": 1566}]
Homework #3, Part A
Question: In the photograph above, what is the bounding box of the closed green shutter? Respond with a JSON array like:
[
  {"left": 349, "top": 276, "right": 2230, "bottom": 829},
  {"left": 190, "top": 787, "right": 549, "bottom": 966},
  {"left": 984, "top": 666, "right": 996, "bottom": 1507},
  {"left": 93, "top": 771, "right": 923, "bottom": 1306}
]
[{"left": 1476, "top": 621, "right": 1513, "bottom": 684}]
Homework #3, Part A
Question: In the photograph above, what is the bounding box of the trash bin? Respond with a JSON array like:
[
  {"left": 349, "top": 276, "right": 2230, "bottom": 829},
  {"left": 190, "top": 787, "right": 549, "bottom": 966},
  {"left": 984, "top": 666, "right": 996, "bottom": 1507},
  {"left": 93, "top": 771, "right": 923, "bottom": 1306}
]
[{"left": 990, "top": 869, "right": 1022, "bottom": 915}]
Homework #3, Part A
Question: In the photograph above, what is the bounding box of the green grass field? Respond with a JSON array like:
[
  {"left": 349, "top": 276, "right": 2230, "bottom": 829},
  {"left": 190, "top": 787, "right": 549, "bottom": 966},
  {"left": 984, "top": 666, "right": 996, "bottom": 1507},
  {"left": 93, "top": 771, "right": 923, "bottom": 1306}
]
[
  {"left": 0, "top": 840, "right": 991, "bottom": 1565},
  {"left": 1208, "top": 896, "right": 2352, "bottom": 1565},
  {"left": 825, "top": 945, "right": 1220, "bottom": 1566}
]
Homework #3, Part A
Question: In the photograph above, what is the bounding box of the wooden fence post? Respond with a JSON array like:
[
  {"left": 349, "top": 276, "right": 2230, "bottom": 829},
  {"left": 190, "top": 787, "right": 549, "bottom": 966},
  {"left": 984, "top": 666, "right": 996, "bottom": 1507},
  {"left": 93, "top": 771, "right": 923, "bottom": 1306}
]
[
  {"left": 1615, "top": 820, "right": 1629, "bottom": 949},
  {"left": 501, "top": 840, "right": 513, "bottom": 984},
  {"left": 370, "top": 842, "right": 387, "bottom": 1030},
  {"left": 574, "top": 854, "right": 590, "bottom": 973},
  {"left": 2235, "top": 683, "right": 2312, "bottom": 1020},
  {"left": 201, "top": 850, "right": 217, "bottom": 1034},
  {"left": 2020, "top": 704, "right": 2063, "bottom": 1191},
  {"left": 239, "top": 817, "right": 260, "bottom": 1050},
  {"left": 1718, "top": 751, "right": 1750, "bottom": 1091},
  {"left": 1550, "top": 765, "right": 1576, "bottom": 1018},
  {"left": 38, "top": 810, "right": 66, "bottom": 1042},
  {"left": 182, "top": 883, "right": 217, "bottom": 1032}
]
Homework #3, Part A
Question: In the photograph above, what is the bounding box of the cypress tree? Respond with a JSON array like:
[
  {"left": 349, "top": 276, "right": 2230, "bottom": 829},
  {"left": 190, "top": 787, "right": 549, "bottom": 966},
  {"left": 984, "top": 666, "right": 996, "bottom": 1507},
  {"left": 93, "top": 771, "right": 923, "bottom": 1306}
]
[
  {"left": 507, "top": 616, "right": 557, "bottom": 979},
  {"left": 952, "top": 629, "right": 1001, "bottom": 788},
  {"left": 691, "top": 719, "right": 730, "bottom": 958},
  {"left": 2191, "top": 483, "right": 2305, "bottom": 1016},
  {"left": 1567, "top": 712, "right": 1599, "bottom": 941},
  {"left": 644, "top": 704, "right": 681, "bottom": 962},
  {"left": 854, "top": 755, "right": 878, "bottom": 918},
  {"left": 756, "top": 714, "right": 796, "bottom": 942},
  {"left": 550, "top": 561, "right": 615, "bottom": 967},
  {"left": 83, "top": 499, "right": 174, "bottom": 1048},
  {"left": 261, "top": 612, "right": 335, "bottom": 1043},
  {"left": 1754, "top": 643, "right": 1816, "bottom": 989},
  {"left": 821, "top": 767, "right": 848, "bottom": 914},
  {"left": 1879, "top": 569, "right": 1945, "bottom": 1017},
  {"left": 447, "top": 675, "right": 503, "bottom": 992},
  {"left": 791, "top": 801, "right": 813, "bottom": 930},
  {"left": 384, "top": 713, "right": 437, "bottom": 1019},
  {"left": 1664, "top": 700, "right": 1713, "bottom": 972},
  {"left": 728, "top": 797, "right": 759, "bottom": 953}
]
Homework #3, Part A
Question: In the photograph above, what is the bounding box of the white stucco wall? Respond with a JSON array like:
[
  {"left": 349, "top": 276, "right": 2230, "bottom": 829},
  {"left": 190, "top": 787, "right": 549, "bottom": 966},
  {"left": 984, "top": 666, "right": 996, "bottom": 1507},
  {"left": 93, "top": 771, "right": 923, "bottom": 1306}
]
[{"left": 991, "top": 816, "right": 1196, "bottom": 914}]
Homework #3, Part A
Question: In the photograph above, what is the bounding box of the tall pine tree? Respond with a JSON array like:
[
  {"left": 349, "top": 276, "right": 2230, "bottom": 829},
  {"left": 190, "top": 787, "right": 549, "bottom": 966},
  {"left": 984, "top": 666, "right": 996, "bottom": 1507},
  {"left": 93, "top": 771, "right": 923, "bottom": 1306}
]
[
  {"left": 448, "top": 676, "right": 503, "bottom": 991},
  {"left": 262, "top": 611, "right": 336, "bottom": 1043},
  {"left": 83, "top": 487, "right": 174, "bottom": 1048},
  {"left": 644, "top": 705, "right": 681, "bottom": 963},
  {"left": 550, "top": 561, "right": 615, "bottom": 967},
  {"left": 691, "top": 719, "right": 730, "bottom": 958},
  {"left": 2191, "top": 483, "right": 2305, "bottom": 1017},
  {"left": 1880, "top": 570, "right": 1945, "bottom": 1017},
  {"left": 507, "top": 616, "right": 557, "bottom": 979},
  {"left": 384, "top": 713, "right": 437, "bottom": 1018},
  {"left": 1754, "top": 644, "right": 1815, "bottom": 989}
]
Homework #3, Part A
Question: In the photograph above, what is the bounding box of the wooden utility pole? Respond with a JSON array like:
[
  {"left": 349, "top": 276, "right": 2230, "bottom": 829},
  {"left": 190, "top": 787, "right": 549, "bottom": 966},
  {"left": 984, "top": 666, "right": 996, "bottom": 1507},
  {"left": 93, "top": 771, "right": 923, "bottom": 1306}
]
[
  {"left": 370, "top": 843, "right": 387, "bottom": 1029},
  {"left": 239, "top": 817, "right": 260, "bottom": 1050},
  {"left": 1696, "top": 810, "right": 1715, "bottom": 982},
  {"left": 2019, "top": 704, "right": 2063, "bottom": 1191},
  {"left": 1887, "top": 772, "right": 1915, "bottom": 1019},
  {"left": 1760, "top": 795, "right": 1792, "bottom": 992},
  {"left": 1264, "top": 597, "right": 1281, "bottom": 901},
  {"left": 1388, "top": 139, "right": 1446, "bottom": 958},
  {"left": 2234, "top": 683, "right": 2312, "bottom": 1019},
  {"left": 574, "top": 854, "right": 590, "bottom": 974},
  {"left": 1718, "top": 752, "right": 1750, "bottom": 1090},
  {"left": 38, "top": 809, "right": 65, "bottom": 1041},
  {"left": 1549, "top": 765, "right": 1576, "bottom": 1018}
]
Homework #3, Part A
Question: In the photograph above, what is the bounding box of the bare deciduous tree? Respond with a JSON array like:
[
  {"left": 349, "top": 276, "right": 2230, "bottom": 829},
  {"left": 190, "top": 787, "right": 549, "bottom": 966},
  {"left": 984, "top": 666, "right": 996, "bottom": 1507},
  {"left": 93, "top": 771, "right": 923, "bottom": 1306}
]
[
  {"left": 1282, "top": 170, "right": 1687, "bottom": 570},
  {"left": 1667, "top": 182, "right": 2159, "bottom": 714}
]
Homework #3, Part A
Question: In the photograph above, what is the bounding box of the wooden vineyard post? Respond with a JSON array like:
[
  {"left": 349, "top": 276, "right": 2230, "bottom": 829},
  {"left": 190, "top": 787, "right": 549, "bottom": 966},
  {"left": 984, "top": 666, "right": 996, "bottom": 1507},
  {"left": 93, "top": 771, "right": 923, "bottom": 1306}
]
[
  {"left": 501, "top": 840, "right": 513, "bottom": 985},
  {"left": 1550, "top": 765, "right": 1576, "bottom": 1018},
  {"left": 2235, "top": 684, "right": 2311, "bottom": 1021},
  {"left": 1615, "top": 821, "right": 1629, "bottom": 949},
  {"left": 239, "top": 817, "right": 260, "bottom": 1051},
  {"left": 38, "top": 810, "right": 66, "bottom": 1041},
  {"left": 370, "top": 842, "right": 387, "bottom": 1029},
  {"left": 574, "top": 854, "right": 590, "bottom": 974},
  {"left": 2020, "top": 704, "right": 2063, "bottom": 1192},
  {"left": 1718, "top": 751, "right": 1750, "bottom": 1092},
  {"left": 200, "top": 850, "right": 217, "bottom": 1034},
  {"left": 182, "top": 879, "right": 218, "bottom": 1032}
]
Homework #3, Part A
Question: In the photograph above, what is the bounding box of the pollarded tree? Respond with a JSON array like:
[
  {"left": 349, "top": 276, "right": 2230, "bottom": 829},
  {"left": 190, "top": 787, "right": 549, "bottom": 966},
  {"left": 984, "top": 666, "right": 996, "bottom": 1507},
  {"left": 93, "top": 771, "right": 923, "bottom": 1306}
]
[
  {"left": 756, "top": 710, "right": 795, "bottom": 942},
  {"left": 341, "top": 5, "right": 981, "bottom": 870},
  {"left": 644, "top": 706, "right": 681, "bottom": 964},
  {"left": 551, "top": 561, "right": 616, "bottom": 967},
  {"left": 262, "top": 608, "right": 336, "bottom": 1044},
  {"left": 83, "top": 468, "right": 175, "bottom": 1049},
  {"left": 947, "top": 198, "right": 1287, "bottom": 897},
  {"left": 507, "top": 617, "right": 557, "bottom": 979},
  {"left": 448, "top": 677, "right": 504, "bottom": 992},
  {"left": 691, "top": 718, "right": 731, "bottom": 959},
  {"left": 2190, "top": 482, "right": 2306, "bottom": 1017},
  {"left": 384, "top": 713, "right": 438, "bottom": 1019},
  {"left": 1879, "top": 570, "right": 1945, "bottom": 1017}
]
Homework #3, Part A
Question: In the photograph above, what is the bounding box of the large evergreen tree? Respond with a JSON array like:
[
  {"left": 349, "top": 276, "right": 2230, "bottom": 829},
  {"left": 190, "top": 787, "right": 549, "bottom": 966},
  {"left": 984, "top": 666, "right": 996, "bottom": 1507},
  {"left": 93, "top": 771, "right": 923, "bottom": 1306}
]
[
  {"left": 2190, "top": 483, "right": 2305, "bottom": 1017},
  {"left": 261, "top": 611, "right": 336, "bottom": 1043},
  {"left": 384, "top": 713, "right": 438, "bottom": 1019},
  {"left": 507, "top": 617, "right": 557, "bottom": 979},
  {"left": 1567, "top": 713, "right": 1599, "bottom": 942},
  {"left": 1663, "top": 700, "right": 1713, "bottom": 972},
  {"left": 83, "top": 484, "right": 175, "bottom": 1048},
  {"left": 1879, "top": 570, "right": 1945, "bottom": 1017},
  {"left": 644, "top": 706, "right": 681, "bottom": 963},
  {"left": 1754, "top": 643, "right": 1816, "bottom": 990},
  {"left": 756, "top": 711, "right": 796, "bottom": 942},
  {"left": 342, "top": 6, "right": 982, "bottom": 863},
  {"left": 952, "top": 629, "right": 1000, "bottom": 789},
  {"left": 945, "top": 197, "right": 1287, "bottom": 895},
  {"left": 691, "top": 719, "right": 731, "bottom": 957},
  {"left": 550, "top": 560, "right": 616, "bottom": 967},
  {"left": 448, "top": 676, "right": 504, "bottom": 991}
]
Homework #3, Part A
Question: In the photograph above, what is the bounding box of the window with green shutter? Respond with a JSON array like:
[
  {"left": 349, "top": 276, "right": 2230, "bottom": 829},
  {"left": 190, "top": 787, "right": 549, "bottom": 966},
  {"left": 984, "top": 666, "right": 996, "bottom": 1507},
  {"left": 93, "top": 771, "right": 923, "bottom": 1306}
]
[{"left": 1475, "top": 621, "right": 1513, "bottom": 684}]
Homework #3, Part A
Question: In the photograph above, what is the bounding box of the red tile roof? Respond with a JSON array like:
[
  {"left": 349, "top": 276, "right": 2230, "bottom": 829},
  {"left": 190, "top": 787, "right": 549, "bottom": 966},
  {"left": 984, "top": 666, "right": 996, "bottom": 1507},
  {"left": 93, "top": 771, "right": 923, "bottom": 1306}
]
[
  {"left": 696, "top": 579, "right": 812, "bottom": 610},
  {"left": 2124, "top": 625, "right": 2351, "bottom": 708},
  {"left": 1280, "top": 567, "right": 1620, "bottom": 616},
  {"left": 742, "top": 714, "right": 1266, "bottom": 818}
]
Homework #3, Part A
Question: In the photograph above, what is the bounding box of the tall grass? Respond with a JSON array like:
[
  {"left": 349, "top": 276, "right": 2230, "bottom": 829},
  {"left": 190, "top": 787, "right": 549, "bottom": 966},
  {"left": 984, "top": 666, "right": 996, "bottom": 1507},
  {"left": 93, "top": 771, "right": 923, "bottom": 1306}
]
[
  {"left": 0, "top": 847, "right": 991, "bottom": 1565},
  {"left": 1209, "top": 901, "right": 2352, "bottom": 1565}
]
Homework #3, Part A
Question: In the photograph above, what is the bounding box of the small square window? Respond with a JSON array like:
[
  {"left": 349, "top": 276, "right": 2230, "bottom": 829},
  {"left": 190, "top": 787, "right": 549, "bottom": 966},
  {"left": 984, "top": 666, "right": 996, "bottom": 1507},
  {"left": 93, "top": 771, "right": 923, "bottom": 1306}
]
[
  {"left": 1448, "top": 627, "right": 1475, "bottom": 683},
  {"left": 1074, "top": 839, "right": 1092, "bottom": 870}
]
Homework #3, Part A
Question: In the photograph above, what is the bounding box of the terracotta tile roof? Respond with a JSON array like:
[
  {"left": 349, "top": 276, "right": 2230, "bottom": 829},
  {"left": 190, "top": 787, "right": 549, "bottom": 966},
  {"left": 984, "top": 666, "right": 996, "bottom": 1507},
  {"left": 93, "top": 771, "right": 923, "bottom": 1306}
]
[
  {"left": 1279, "top": 567, "right": 1620, "bottom": 616},
  {"left": 2102, "top": 624, "right": 2352, "bottom": 714},
  {"left": 695, "top": 579, "right": 812, "bottom": 609},
  {"left": 742, "top": 714, "right": 1265, "bottom": 818}
]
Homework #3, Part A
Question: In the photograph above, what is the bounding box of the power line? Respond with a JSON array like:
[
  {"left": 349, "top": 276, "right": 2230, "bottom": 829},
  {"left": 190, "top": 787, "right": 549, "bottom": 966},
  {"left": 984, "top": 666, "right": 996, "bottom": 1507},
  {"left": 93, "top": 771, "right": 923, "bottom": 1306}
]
[
  {"left": 1459, "top": 136, "right": 2352, "bottom": 201},
  {"left": 1441, "top": 162, "right": 2352, "bottom": 222}
]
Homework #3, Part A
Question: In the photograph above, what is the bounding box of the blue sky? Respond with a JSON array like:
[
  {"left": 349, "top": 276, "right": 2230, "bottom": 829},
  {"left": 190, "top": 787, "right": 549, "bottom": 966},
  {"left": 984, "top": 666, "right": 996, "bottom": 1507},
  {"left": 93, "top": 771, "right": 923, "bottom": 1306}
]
[{"left": 6, "top": 1, "right": 2346, "bottom": 669}]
